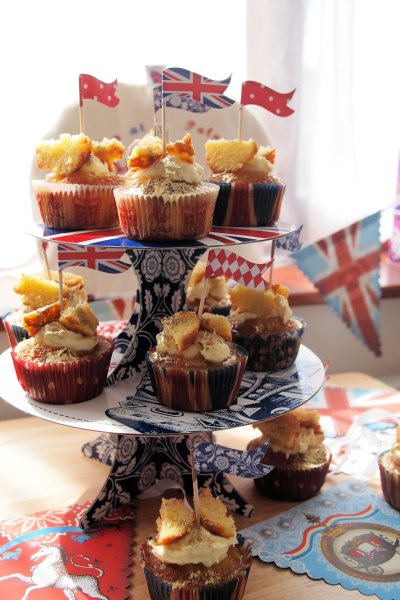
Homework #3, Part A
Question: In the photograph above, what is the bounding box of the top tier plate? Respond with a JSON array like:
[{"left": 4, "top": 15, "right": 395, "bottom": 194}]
[{"left": 28, "top": 222, "right": 296, "bottom": 249}]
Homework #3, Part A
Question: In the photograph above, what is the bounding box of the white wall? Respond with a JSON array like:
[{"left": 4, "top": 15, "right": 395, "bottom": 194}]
[{"left": 1, "top": 296, "right": 399, "bottom": 420}]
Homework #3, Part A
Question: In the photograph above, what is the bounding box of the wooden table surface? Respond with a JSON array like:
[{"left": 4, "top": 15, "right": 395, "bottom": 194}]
[{"left": 0, "top": 372, "right": 394, "bottom": 599}]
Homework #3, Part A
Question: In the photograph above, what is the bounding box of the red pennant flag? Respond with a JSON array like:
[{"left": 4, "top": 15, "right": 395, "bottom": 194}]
[
  {"left": 79, "top": 74, "right": 120, "bottom": 107},
  {"left": 241, "top": 80, "right": 295, "bottom": 116},
  {"left": 206, "top": 248, "right": 273, "bottom": 289}
]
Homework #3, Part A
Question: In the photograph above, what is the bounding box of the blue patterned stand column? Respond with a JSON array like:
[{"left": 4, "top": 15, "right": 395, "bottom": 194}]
[{"left": 81, "top": 247, "right": 253, "bottom": 528}]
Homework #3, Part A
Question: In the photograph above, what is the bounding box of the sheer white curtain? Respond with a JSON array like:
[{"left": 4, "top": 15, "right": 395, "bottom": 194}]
[{"left": 246, "top": 0, "right": 400, "bottom": 246}]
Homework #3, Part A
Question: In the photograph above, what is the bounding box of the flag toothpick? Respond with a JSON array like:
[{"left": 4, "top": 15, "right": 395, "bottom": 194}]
[
  {"left": 40, "top": 241, "right": 51, "bottom": 279},
  {"left": 188, "top": 436, "right": 200, "bottom": 526}
]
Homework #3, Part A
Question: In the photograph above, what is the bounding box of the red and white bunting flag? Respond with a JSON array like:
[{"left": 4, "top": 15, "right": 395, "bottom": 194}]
[
  {"left": 241, "top": 80, "right": 295, "bottom": 116},
  {"left": 79, "top": 74, "right": 120, "bottom": 107},
  {"left": 206, "top": 248, "right": 273, "bottom": 289}
]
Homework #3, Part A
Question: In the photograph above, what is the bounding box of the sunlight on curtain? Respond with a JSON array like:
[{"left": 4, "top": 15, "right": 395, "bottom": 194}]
[{"left": 246, "top": 0, "right": 400, "bottom": 246}]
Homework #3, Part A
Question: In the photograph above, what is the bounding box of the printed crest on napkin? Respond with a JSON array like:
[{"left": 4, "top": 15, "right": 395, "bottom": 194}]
[
  {"left": 0, "top": 502, "right": 135, "bottom": 599},
  {"left": 240, "top": 479, "right": 400, "bottom": 600}
]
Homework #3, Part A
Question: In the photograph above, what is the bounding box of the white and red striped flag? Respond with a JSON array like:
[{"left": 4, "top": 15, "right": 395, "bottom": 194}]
[
  {"left": 205, "top": 248, "right": 273, "bottom": 289},
  {"left": 57, "top": 243, "right": 131, "bottom": 274}
]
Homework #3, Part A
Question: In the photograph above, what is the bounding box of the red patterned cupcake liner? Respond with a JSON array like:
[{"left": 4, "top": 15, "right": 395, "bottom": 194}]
[
  {"left": 11, "top": 336, "right": 114, "bottom": 404},
  {"left": 32, "top": 181, "right": 119, "bottom": 230}
]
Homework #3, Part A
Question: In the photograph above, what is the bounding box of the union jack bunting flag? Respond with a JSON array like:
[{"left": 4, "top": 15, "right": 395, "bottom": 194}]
[
  {"left": 162, "top": 67, "right": 235, "bottom": 109},
  {"left": 206, "top": 248, "right": 273, "bottom": 289},
  {"left": 79, "top": 74, "right": 120, "bottom": 108},
  {"left": 294, "top": 212, "right": 382, "bottom": 355},
  {"left": 57, "top": 243, "right": 131, "bottom": 274}
]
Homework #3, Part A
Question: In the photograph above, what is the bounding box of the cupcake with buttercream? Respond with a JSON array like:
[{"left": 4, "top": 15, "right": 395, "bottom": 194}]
[
  {"left": 11, "top": 300, "right": 113, "bottom": 404},
  {"left": 378, "top": 425, "right": 400, "bottom": 511},
  {"left": 205, "top": 138, "right": 285, "bottom": 226},
  {"left": 32, "top": 133, "right": 124, "bottom": 230},
  {"left": 4, "top": 270, "right": 87, "bottom": 348},
  {"left": 146, "top": 310, "right": 247, "bottom": 412},
  {"left": 141, "top": 489, "right": 252, "bottom": 599},
  {"left": 230, "top": 283, "right": 305, "bottom": 371},
  {"left": 248, "top": 408, "right": 331, "bottom": 501},
  {"left": 115, "top": 133, "right": 218, "bottom": 240}
]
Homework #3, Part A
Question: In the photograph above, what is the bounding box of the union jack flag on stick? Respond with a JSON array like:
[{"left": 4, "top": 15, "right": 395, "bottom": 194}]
[
  {"left": 205, "top": 248, "right": 274, "bottom": 289},
  {"left": 294, "top": 212, "right": 382, "bottom": 356},
  {"left": 57, "top": 243, "right": 131, "bottom": 275},
  {"left": 78, "top": 74, "right": 120, "bottom": 133},
  {"left": 162, "top": 68, "right": 235, "bottom": 109}
]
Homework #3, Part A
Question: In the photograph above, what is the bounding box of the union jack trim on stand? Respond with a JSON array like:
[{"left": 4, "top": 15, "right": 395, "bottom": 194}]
[
  {"left": 34, "top": 223, "right": 296, "bottom": 249},
  {"left": 294, "top": 212, "right": 382, "bottom": 355},
  {"left": 57, "top": 243, "right": 131, "bottom": 274},
  {"left": 206, "top": 248, "right": 273, "bottom": 289},
  {"left": 162, "top": 68, "right": 235, "bottom": 109}
]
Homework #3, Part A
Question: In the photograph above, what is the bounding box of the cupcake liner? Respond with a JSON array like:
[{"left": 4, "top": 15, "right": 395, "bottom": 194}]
[
  {"left": 378, "top": 451, "right": 400, "bottom": 511},
  {"left": 146, "top": 345, "right": 248, "bottom": 412},
  {"left": 32, "top": 180, "right": 119, "bottom": 230},
  {"left": 211, "top": 180, "right": 285, "bottom": 227},
  {"left": 141, "top": 535, "right": 252, "bottom": 600},
  {"left": 114, "top": 183, "right": 218, "bottom": 241},
  {"left": 3, "top": 311, "right": 30, "bottom": 347},
  {"left": 254, "top": 451, "right": 331, "bottom": 502},
  {"left": 233, "top": 318, "right": 305, "bottom": 372},
  {"left": 11, "top": 336, "right": 114, "bottom": 404}
]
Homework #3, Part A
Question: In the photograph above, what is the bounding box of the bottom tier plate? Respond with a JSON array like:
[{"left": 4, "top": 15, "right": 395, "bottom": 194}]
[{"left": 0, "top": 345, "right": 325, "bottom": 435}]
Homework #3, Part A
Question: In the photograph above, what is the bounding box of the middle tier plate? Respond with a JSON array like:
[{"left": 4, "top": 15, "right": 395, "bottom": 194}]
[
  {"left": 0, "top": 345, "right": 325, "bottom": 436},
  {"left": 28, "top": 222, "right": 296, "bottom": 249}
]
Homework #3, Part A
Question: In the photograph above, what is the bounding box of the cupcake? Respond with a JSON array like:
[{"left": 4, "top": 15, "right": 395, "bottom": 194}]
[
  {"left": 230, "top": 283, "right": 305, "bottom": 371},
  {"left": 32, "top": 133, "right": 124, "bottom": 230},
  {"left": 185, "top": 258, "right": 231, "bottom": 315},
  {"left": 11, "top": 300, "right": 113, "bottom": 404},
  {"left": 5, "top": 270, "right": 87, "bottom": 347},
  {"left": 141, "top": 489, "right": 252, "bottom": 599},
  {"left": 378, "top": 425, "right": 400, "bottom": 511},
  {"left": 205, "top": 138, "right": 285, "bottom": 227},
  {"left": 114, "top": 133, "right": 219, "bottom": 241},
  {"left": 146, "top": 311, "right": 247, "bottom": 412},
  {"left": 248, "top": 408, "right": 331, "bottom": 501}
]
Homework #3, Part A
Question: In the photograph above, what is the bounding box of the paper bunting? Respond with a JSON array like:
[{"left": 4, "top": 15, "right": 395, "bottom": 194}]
[
  {"left": 194, "top": 441, "right": 274, "bottom": 478},
  {"left": 206, "top": 248, "right": 273, "bottom": 289},
  {"left": 241, "top": 80, "right": 295, "bottom": 116},
  {"left": 275, "top": 225, "right": 303, "bottom": 252},
  {"left": 294, "top": 212, "right": 382, "bottom": 355},
  {"left": 79, "top": 74, "right": 120, "bottom": 108},
  {"left": 162, "top": 68, "right": 235, "bottom": 109},
  {"left": 57, "top": 243, "right": 131, "bottom": 274}
]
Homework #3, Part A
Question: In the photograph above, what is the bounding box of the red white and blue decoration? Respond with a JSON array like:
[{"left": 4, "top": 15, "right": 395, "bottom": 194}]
[
  {"left": 162, "top": 68, "right": 235, "bottom": 109},
  {"left": 79, "top": 74, "right": 120, "bottom": 108},
  {"left": 240, "top": 479, "right": 400, "bottom": 600},
  {"left": 206, "top": 248, "right": 273, "bottom": 289},
  {"left": 194, "top": 441, "right": 274, "bottom": 478},
  {"left": 0, "top": 502, "right": 134, "bottom": 599},
  {"left": 275, "top": 224, "right": 303, "bottom": 252},
  {"left": 57, "top": 243, "right": 131, "bottom": 274},
  {"left": 241, "top": 80, "right": 296, "bottom": 117},
  {"left": 294, "top": 212, "right": 382, "bottom": 356}
]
